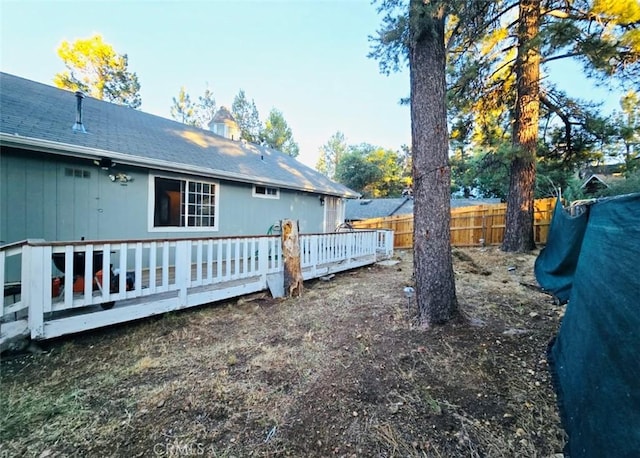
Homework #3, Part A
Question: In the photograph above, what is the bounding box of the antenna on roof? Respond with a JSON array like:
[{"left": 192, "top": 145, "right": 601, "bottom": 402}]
[{"left": 72, "top": 91, "right": 87, "bottom": 133}]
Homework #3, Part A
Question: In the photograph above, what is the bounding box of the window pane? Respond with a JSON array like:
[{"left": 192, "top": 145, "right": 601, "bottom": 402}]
[
  {"left": 175, "top": 181, "right": 216, "bottom": 227},
  {"left": 154, "top": 177, "right": 183, "bottom": 227}
]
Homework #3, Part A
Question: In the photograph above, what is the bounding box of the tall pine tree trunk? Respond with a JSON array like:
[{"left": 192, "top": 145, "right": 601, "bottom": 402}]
[
  {"left": 502, "top": 0, "right": 541, "bottom": 252},
  {"left": 409, "top": 1, "right": 458, "bottom": 325}
]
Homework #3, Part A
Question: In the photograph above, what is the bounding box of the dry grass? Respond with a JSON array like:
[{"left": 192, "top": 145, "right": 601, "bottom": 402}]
[{"left": 0, "top": 248, "right": 565, "bottom": 457}]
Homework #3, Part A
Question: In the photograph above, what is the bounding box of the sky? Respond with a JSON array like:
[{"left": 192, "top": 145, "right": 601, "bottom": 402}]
[{"left": 0, "top": 0, "right": 625, "bottom": 168}]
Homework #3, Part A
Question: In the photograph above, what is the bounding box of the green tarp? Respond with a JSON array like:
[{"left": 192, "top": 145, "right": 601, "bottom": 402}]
[
  {"left": 535, "top": 199, "right": 590, "bottom": 304},
  {"left": 535, "top": 193, "right": 640, "bottom": 457}
]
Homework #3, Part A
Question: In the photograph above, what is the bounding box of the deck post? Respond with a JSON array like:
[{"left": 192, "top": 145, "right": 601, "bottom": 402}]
[
  {"left": 258, "top": 237, "right": 269, "bottom": 285},
  {"left": 24, "top": 244, "right": 45, "bottom": 339},
  {"left": 175, "top": 240, "right": 190, "bottom": 307}
]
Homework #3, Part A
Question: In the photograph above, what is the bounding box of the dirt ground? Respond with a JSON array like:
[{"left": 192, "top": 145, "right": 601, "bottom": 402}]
[{"left": 1, "top": 247, "right": 565, "bottom": 457}]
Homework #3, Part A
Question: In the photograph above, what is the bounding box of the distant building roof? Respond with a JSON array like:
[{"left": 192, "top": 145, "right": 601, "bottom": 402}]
[
  {"left": 345, "top": 197, "right": 501, "bottom": 221},
  {"left": 0, "top": 72, "right": 358, "bottom": 198}
]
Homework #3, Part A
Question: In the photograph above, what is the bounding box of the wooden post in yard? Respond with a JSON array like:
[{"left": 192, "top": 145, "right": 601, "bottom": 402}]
[{"left": 281, "top": 219, "right": 303, "bottom": 297}]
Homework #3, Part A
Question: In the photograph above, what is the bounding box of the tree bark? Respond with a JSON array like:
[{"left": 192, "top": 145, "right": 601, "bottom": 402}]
[
  {"left": 281, "top": 219, "right": 303, "bottom": 297},
  {"left": 409, "top": 1, "right": 458, "bottom": 326},
  {"left": 502, "top": 0, "right": 541, "bottom": 252}
]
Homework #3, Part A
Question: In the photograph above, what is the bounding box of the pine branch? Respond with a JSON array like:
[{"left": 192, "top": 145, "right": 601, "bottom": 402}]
[
  {"left": 541, "top": 51, "right": 582, "bottom": 63},
  {"left": 540, "top": 92, "right": 573, "bottom": 154}
]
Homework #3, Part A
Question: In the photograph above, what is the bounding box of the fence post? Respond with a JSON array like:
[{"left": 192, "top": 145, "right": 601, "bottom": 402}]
[{"left": 481, "top": 213, "right": 487, "bottom": 246}]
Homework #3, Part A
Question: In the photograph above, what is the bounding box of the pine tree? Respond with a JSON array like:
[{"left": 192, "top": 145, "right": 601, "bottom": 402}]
[
  {"left": 231, "top": 89, "right": 262, "bottom": 143},
  {"left": 262, "top": 109, "right": 300, "bottom": 157},
  {"left": 170, "top": 87, "right": 197, "bottom": 126}
]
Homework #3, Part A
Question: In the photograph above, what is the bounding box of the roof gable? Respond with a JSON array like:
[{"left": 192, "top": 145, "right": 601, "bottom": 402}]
[{"left": 0, "top": 72, "right": 358, "bottom": 198}]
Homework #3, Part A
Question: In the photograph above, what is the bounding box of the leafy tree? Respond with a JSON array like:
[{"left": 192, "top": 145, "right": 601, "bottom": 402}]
[
  {"left": 610, "top": 90, "right": 640, "bottom": 173},
  {"left": 366, "top": 146, "right": 406, "bottom": 196},
  {"left": 317, "top": 131, "right": 348, "bottom": 179},
  {"left": 53, "top": 34, "right": 141, "bottom": 108},
  {"left": 333, "top": 143, "right": 407, "bottom": 197},
  {"left": 335, "top": 148, "right": 382, "bottom": 196},
  {"left": 262, "top": 108, "right": 299, "bottom": 157},
  {"left": 170, "top": 86, "right": 197, "bottom": 126},
  {"left": 315, "top": 152, "right": 328, "bottom": 176},
  {"left": 232, "top": 89, "right": 262, "bottom": 143}
]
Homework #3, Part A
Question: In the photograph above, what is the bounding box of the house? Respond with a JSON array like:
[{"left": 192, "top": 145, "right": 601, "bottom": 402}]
[
  {"left": 345, "top": 197, "right": 501, "bottom": 221},
  {"left": 579, "top": 173, "right": 627, "bottom": 195},
  {"left": 0, "top": 72, "right": 358, "bottom": 248}
]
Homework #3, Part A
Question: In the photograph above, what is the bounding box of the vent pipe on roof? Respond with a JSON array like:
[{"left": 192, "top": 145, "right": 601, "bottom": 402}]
[{"left": 72, "top": 91, "right": 86, "bottom": 133}]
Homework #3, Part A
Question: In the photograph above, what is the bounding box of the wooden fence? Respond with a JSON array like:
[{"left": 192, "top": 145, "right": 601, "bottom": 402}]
[{"left": 351, "top": 197, "right": 556, "bottom": 249}]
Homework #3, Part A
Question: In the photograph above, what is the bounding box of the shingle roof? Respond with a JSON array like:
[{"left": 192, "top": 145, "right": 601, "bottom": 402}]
[
  {"left": 346, "top": 197, "right": 502, "bottom": 220},
  {"left": 0, "top": 72, "right": 358, "bottom": 198}
]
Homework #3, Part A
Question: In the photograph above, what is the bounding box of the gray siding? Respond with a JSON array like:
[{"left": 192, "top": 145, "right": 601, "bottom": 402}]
[
  {"left": 1, "top": 148, "right": 327, "bottom": 245},
  {"left": 1, "top": 149, "right": 148, "bottom": 243},
  {"left": 218, "top": 182, "right": 324, "bottom": 236}
]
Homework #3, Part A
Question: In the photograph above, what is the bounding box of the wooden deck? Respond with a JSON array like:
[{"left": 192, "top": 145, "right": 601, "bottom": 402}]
[{"left": 1, "top": 231, "right": 393, "bottom": 349}]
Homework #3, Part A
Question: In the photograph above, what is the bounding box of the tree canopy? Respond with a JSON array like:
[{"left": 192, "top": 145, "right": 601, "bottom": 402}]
[
  {"left": 195, "top": 87, "right": 217, "bottom": 129},
  {"left": 53, "top": 34, "right": 141, "bottom": 108},
  {"left": 170, "top": 86, "right": 196, "bottom": 126},
  {"left": 371, "top": 0, "right": 640, "bottom": 252},
  {"left": 170, "top": 86, "right": 217, "bottom": 129},
  {"left": 316, "top": 131, "right": 348, "bottom": 180},
  {"left": 262, "top": 109, "right": 300, "bottom": 157}
]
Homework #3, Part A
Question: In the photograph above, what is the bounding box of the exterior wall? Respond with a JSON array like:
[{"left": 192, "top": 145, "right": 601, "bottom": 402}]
[
  {"left": 217, "top": 181, "right": 325, "bottom": 236},
  {"left": 1, "top": 148, "right": 149, "bottom": 243},
  {"left": 0, "top": 148, "right": 329, "bottom": 246}
]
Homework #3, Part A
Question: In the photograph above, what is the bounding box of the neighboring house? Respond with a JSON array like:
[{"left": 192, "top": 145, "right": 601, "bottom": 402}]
[
  {"left": 579, "top": 173, "right": 625, "bottom": 195},
  {"left": 0, "top": 72, "right": 358, "bottom": 246},
  {"left": 345, "top": 197, "right": 501, "bottom": 221}
]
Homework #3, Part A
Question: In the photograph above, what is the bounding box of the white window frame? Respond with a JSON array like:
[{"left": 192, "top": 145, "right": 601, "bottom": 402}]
[
  {"left": 148, "top": 174, "right": 220, "bottom": 232},
  {"left": 252, "top": 185, "right": 279, "bottom": 199}
]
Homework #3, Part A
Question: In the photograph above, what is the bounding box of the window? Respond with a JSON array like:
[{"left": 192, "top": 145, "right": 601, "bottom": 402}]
[
  {"left": 152, "top": 176, "right": 218, "bottom": 230},
  {"left": 253, "top": 185, "right": 280, "bottom": 199},
  {"left": 253, "top": 185, "right": 279, "bottom": 199}
]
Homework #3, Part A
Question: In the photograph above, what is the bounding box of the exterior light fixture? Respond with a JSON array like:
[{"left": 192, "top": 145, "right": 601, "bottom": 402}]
[{"left": 108, "top": 172, "right": 133, "bottom": 184}]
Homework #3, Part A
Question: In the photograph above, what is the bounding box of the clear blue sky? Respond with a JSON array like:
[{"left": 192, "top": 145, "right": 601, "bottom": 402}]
[{"left": 0, "top": 0, "right": 623, "bottom": 168}]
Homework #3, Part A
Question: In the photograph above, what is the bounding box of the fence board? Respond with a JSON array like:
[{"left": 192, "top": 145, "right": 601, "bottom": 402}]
[{"left": 352, "top": 197, "right": 556, "bottom": 249}]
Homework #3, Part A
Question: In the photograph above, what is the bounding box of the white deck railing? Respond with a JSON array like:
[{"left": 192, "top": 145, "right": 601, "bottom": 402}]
[{"left": 1, "top": 230, "right": 393, "bottom": 347}]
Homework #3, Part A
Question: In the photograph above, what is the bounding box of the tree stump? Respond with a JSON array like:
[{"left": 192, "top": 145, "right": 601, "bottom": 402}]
[{"left": 281, "top": 219, "right": 303, "bottom": 297}]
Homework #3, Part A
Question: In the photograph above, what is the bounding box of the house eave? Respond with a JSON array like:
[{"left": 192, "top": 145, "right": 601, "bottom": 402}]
[{"left": 0, "top": 133, "right": 357, "bottom": 198}]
